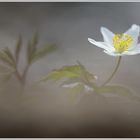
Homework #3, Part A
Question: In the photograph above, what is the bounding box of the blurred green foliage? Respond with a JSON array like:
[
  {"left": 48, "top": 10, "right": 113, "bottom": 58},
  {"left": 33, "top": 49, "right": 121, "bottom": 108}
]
[
  {"left": 42, "top": 61, "right": 136, "bottom": 101},
  {"left": 0, "top": 32, "right": 57, "bottom": 87}
]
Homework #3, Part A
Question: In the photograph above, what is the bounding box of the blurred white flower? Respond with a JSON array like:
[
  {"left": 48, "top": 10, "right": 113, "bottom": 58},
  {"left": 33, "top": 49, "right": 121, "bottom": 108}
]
[{"left": 88, "top": 24, "right": 140, "bottom": 56}]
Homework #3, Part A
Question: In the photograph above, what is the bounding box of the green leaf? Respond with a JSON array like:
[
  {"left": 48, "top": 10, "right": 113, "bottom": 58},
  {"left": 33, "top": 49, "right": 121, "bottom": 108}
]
[
  {"left": 41, "top": 65, "right": 81, "bottom": 82},
  {"left": 45, "top": 63, "right": 96, "bottom": 80},
  {"left": 0, "top": 49, "right": 15, "bottom": 68},
  {"left": 30, "top": 32, "right": 38, "bottom": 53},
  {"left": 97, "top": 85, "right": 132, "bottom": 96},
  {"left": 27, "top": 32, "right": 39, "bottom": 63},
  {"left": 15, "top": 35, "right": 22, "bottom": 61},
  {"left": 27, "top": 40, "right": 31, "bottom": 63},
  {"left": 44, "top": 71, "right": 78, "bottom": 81},
  {"left": 77, "top": 61, "right": 96, "bottom": 81},
  {"left": 30, "top": 44, "right": 57, "bottom": 64},
  {"left": 32, "top": 32, "right": 38, "bottom": 49},
  {"left": 3, "top": 47, "right": 16, "bottom": 66}
]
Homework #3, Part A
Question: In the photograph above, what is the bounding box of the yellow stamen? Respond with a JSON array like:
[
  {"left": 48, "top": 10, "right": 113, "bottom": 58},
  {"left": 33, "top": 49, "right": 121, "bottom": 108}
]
[{"left": 113, "top": 34, "right": 133, "bottom": 53}]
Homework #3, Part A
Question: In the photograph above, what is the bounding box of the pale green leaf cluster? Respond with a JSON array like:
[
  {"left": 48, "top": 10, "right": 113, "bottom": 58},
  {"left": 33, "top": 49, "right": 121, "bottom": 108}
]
[
  {"left": 41, "top": 62, "right": 97, "bottom": 94},
  {"left": 42, "top": 62, "right": 133, "bottom": 99},
  {"left": 43, "top": 63, "right": 96, "bottom": 81},
  {"left": 0, "top": 46, "right": 17, "bottom": 82},
  {"left": 30, "top": 44, "right": 56, "bottom": 64},
  {"left": 0, "top": 32, "right": 57, "bottom": 85},
  {"left": 27, "top": 32, "right": 56, "bottom": 65}
]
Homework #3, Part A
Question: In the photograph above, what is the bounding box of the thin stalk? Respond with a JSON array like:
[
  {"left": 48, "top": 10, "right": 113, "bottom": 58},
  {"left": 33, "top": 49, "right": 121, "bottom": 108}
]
[
  {"left": 15, "top": 69, "right": 24, "bottom": 85},
  {"left": 22, "top": 64, "right": 30, "bottom": 86},
  {"left": 14, "top": 62, "right": 30, "bottom": 88},
  {"left": 101, "top": 56, "right": 122, "bottom": 86}
]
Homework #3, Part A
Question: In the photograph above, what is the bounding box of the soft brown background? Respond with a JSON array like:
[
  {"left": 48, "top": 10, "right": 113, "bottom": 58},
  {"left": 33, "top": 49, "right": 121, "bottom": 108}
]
[{"left": 0, "top": 2, "right": 140, "bottom": 137}]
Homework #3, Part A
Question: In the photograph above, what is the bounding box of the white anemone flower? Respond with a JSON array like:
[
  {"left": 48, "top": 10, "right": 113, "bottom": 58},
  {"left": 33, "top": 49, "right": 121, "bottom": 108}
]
[{"left": 88, "top": 24, "right": 140, "bottom": 56}]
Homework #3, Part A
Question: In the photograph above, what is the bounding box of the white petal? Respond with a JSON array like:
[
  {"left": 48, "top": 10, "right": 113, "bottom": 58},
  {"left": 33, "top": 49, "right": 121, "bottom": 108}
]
[
  {"left": 130, "top": 43, "right": 140, "bottom": 52},
  {"left": 104, "top": 49, "right": 140, "bottom": 56},
  {"left": 123, "top": 50, "right": 140, "bottom": 55},
  {"left": 100, "top": 27, "right": 114, "bottom": 45},
  {"left": 136, "top": 43, "right": 140, "bottom": 48},
  {"left": 88, "top": 38, "right": 114, "bottom": 52},
  {"left": 124, "top": 24, "right": 140, "bottom": 50},
  {"left": 103, "top": 50, "right": 124, "bottom": 56}
]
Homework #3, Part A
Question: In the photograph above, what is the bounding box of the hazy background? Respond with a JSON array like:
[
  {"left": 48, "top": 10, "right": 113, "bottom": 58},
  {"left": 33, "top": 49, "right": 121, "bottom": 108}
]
[{"left": 0, "top": 2, "right": 140, "bottom": 137}]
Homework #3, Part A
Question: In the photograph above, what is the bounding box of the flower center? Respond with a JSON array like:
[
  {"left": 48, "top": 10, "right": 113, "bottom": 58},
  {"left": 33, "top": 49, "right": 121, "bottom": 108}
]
[{"left": 113, "top": 34, "right": 133, "bottom": 53}]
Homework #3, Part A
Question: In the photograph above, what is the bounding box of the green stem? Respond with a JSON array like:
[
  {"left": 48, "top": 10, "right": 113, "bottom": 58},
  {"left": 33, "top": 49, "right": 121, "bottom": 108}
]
[
  {"left": 101, "top": 56, "right": 122, "bottom": 86},
  {"left": 22, "top": 64, "right": 29, "bottom": 86},
  {"left": 15, "top": 63, "right": 30, "bottom": 89}
]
